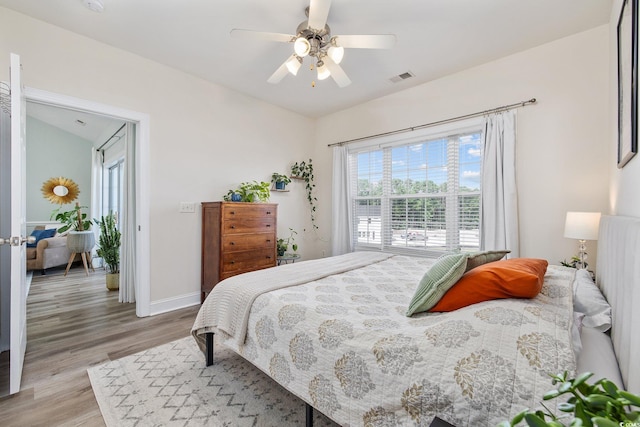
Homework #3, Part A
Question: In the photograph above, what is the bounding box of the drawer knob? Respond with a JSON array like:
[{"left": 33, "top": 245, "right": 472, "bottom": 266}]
[
  {"left": 266, "top": 211, "right": 271, "bottom": 215},
  {"left": 266, "top": 224, "right": 271, "bottom": 228},
  {"left": 230, "top": 260, "right": 235, "bottom": 264},
  {"left": 266, "top": 239, "right": 271, "bottom": 243},
  {"left": 230, "top": 211, "right": 236, "bottom": 215},
  {"left": 230, "top": 242, "right": 235, "bottom": 245},
  {"left": 266, "top": 256, "right": 272, "bottom": 259},
  {"left": 230, "top": 225, "right": 236, "bottom": 229}
]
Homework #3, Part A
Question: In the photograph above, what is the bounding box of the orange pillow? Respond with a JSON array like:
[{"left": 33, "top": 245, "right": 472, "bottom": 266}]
[{"left": 429, "top": 258, "right": 548, "bottom": 312}]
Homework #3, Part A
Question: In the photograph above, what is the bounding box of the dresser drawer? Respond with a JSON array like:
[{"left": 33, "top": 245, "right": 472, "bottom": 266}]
[
  {"left": 222, "top": 233, "right": 275, "bottom": 252},
  {"left": 222, "top": 218, "right": 275, "bottom": 234},
  {"left": 222, "top": 204, "right": 276, "bottom": 219},
  {"left": 221, "top": 249, "right": 275, "bottom": 274}
]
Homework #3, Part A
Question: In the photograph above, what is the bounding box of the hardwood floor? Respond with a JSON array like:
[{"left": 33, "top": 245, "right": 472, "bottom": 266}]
[{"left": 0, "top": 265, "right": 200, "bottom": 426}]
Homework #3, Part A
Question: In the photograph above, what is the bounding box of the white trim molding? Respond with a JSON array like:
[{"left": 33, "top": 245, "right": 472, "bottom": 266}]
[
  {"left": 149, "top": 292, "right": 200, "bottom": 317},
  {"left": 25, "top": 87, "right": 151, "bottom": 317}
]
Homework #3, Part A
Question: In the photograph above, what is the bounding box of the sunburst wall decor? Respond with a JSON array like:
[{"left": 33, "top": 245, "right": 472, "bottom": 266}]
[{"left": 41, "top": 176, "right": 80, "bottom": 205}]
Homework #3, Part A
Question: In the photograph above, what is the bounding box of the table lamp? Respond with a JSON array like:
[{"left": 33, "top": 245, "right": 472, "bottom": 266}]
[{"left": 564, "top": 211, "right": 601, "bottom": 269}]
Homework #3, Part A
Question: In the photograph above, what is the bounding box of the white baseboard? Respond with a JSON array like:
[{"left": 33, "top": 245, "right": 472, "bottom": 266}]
[{"left": 149, "top": 291, "right": 200, "bottom": 316}]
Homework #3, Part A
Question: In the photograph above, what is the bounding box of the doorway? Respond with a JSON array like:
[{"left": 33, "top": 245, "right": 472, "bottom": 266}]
[{"left": 25, "top": 87, "right": 150, "bottom": 317}]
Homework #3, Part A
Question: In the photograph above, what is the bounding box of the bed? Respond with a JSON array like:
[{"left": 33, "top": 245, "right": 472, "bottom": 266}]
[
  {"left": 590, "top": 215, "right": 640, "bottom": 394},
  {"left": 193, "top": 254, "right": 573, "bottom": 425},
  {"left": 192, "top": 215, "right": 639, "bottom": 426}
]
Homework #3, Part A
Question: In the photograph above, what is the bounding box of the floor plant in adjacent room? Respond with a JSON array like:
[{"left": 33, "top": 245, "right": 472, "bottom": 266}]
[{"left": 96, "top": 212, "right": 121, "bottom": 291}]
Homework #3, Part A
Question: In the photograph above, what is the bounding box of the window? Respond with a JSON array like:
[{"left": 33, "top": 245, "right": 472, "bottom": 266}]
[
  {"left": 350, "top": 125, "right": 483, "bottom": 255},
  {"left": 106, "top": 158, "right": 124, "bottom": 224}
]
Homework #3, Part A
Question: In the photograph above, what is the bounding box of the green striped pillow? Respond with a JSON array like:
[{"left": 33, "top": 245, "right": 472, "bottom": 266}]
[
  {"left": 406, "top": 253, "right": 468, "bottom": 316},
  {"left": 465, "top": 250, "right": 510, "bottom": 272}
]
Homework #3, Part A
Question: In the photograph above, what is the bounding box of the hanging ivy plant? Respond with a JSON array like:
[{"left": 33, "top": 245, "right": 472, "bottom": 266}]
[{"left": 291, "top": 159, "right": 318, "bottom": 230}]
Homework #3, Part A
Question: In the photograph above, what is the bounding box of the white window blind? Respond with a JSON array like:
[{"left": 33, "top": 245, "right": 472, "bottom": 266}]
[{"left": 349, "top": 127, "right": 482, "bottom": 256}]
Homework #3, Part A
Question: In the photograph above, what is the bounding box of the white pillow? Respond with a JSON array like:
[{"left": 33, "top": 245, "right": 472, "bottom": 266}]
[
  {"left": 578, "top": 326, "right": 624, "bottom": 387},
  {"left": 573, "top": 269, "right": 612, "bottom": 332},
  {"left": 571, "top": 311, "right": 585, "bottom": 359}
]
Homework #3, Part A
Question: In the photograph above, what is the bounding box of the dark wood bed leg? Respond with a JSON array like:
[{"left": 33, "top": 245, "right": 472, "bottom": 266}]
[
  {"left": 305, "top": 402, "right": 313, "bottom": 427},
  {"left": 205, "top": 332, "right": 214, "bottom": 366}
]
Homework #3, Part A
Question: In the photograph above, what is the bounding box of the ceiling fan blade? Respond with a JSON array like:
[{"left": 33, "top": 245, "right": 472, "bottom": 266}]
[
  {"left": 323, "top": 55, "right": 351, "bottom": 88},
  {"left": 333, "top": 34, "right": 397, "bottom": 49},
  {"left": 308, "top": 0, "right": 332, "bottom": 31},
  {"left": 268, "top": 55, "right": 294, "bottom": 84},
  {"left": 231, "top": 29, "right": 295, "bottom": 43}
]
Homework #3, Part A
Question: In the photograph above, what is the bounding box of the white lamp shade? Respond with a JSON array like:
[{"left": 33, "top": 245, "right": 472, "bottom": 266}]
[
  {"left": 328, "top": 45, "right": 344, "bottom": 64},
  {"left": 286, "top": 56, "right": 302, "bottom": 75},
  {"left": 317, "top": 62, "right": 330, "bottom": 80},
  {"left": 564, "top": 212, "right": 601, "bottom": 240},
  {"left": 294, "top": 37, "right": 311, "bottom": 57}
]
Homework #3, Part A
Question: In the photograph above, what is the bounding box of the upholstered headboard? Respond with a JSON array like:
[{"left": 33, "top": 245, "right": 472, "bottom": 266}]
[{"left": 596, "top": 215, "right": 640, "bottom": 394}]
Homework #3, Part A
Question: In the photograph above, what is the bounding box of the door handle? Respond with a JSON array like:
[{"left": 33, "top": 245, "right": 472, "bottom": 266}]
[{"left": 0, "top": 236, "right": 36, "bottom": 246}]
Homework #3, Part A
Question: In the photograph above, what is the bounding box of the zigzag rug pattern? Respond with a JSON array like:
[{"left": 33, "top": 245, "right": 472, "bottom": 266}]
[{"left": 88, "top": 337, "right": 337, "bottom": 427}]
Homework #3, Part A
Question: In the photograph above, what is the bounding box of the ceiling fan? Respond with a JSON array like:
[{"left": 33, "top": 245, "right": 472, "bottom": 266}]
[{"left": 230, "top": 0, "right": 396, "bottom": 88}]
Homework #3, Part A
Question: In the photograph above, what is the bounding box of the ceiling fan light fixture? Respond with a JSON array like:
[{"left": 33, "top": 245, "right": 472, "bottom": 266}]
[
  {"left": 286, "top": 56, "right": 303, "bottom": 75},
  {"left": 294, "top": 37, "right": 311, "bottom": 57},
  {"left": 233, "top": 1, "right": 397, "bottom": 88},
  {"left": 328, "top": 45, "right": 344, "bottom": 64},
  {"left": 317, "top": 61, "right": 330, "bottom": 80}
]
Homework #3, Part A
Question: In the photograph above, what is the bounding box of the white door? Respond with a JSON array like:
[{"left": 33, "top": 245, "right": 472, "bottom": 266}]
[{"left": 8, "top": 53, "right": 27, "bottom": 395}]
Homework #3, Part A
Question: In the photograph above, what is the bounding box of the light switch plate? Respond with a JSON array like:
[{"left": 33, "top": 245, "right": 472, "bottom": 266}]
[{"left": 179, "top": 202, "right": 196, "bottom": 213}]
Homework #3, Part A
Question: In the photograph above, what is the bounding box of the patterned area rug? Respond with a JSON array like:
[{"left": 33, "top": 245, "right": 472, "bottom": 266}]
[{"left": 88, "top": 337, "right": 338, "bottom": 427}]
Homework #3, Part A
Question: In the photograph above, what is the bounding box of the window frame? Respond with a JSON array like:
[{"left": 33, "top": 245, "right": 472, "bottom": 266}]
[{"left": 348, "top": 118, "right": 484, "bottom": 257}]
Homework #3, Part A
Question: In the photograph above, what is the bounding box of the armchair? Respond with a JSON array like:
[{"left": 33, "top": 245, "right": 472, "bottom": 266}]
[{"left": 26, "top": 226, "right": 78, "bottom": 274}]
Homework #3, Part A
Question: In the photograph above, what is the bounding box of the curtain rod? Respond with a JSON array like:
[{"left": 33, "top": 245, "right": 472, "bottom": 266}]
[
  {"left": 327, "top": 97, "right": 536, "bottom": 147},
  {"left": 97, "top": 123, "right": 126, "bottom": 151}
]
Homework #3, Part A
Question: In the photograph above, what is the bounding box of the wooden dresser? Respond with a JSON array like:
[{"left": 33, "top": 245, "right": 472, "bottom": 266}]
[{"left": 201, "top": 202, "right": 277, "bottom": 302}]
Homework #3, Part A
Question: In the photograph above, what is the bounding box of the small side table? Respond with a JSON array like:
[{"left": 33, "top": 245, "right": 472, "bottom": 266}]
[
  {"left": 65, "top": 251, "right": 94, "bottom": 276},
  {"left": 277, "top": 254, "right": 300, "bottom": 265}
]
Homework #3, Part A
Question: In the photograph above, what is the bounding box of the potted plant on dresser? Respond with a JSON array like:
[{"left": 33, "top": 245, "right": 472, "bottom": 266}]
[{"left": 96, "top": 213, "right": 121, "bottom": 291}]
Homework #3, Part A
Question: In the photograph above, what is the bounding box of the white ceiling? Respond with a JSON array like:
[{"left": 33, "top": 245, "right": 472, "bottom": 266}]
[
  {"left": 27, "top": 101, "right": 125, "bottom": 147},
  {"left": 2, "top": 0, "right": 612, "bottom": 119}
]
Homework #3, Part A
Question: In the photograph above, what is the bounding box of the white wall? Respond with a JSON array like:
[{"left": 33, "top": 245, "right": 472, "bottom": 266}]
[
  {"left": 26, "top": 116, "right": 93, "bottom": 225},
  {"left": 0, "top": 5, "right": 621, "bottom": 310},
  {"left": 315, "top": 26, "right": 610, "bottom": 266},
  {"left": 609, "top": 0, "right": 640, "bottom": 216},
  {"left": 0, "top": 7, "right": 315, "bottom": 307}
]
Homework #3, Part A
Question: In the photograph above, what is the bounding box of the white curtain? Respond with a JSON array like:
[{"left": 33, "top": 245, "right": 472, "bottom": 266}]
[
  {"left": 90, "top": 148, "right": 103, "bottom": 259},
  {"left": 119, "top": 123, "right": 136, "bottom": 303},
  {"left": 480, "top": 110, "right": 519, "bottom": 257},
  {"left": 331, "top": 145, "right": 353, "bottom": 255}
]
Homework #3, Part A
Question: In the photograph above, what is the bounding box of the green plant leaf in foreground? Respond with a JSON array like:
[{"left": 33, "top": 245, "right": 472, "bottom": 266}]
[{"left": 498, "top": 372, "right": 640, "bottom": 427}]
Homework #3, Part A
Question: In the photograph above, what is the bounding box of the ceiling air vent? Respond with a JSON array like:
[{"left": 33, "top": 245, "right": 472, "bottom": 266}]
[{"left": 389, "top": 71, "right": 414, "bottom": 83}]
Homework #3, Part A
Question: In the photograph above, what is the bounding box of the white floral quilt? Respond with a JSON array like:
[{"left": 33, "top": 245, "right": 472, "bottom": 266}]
[{"left": 195, "top": 255, "right": 577, "bottom": 427}]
